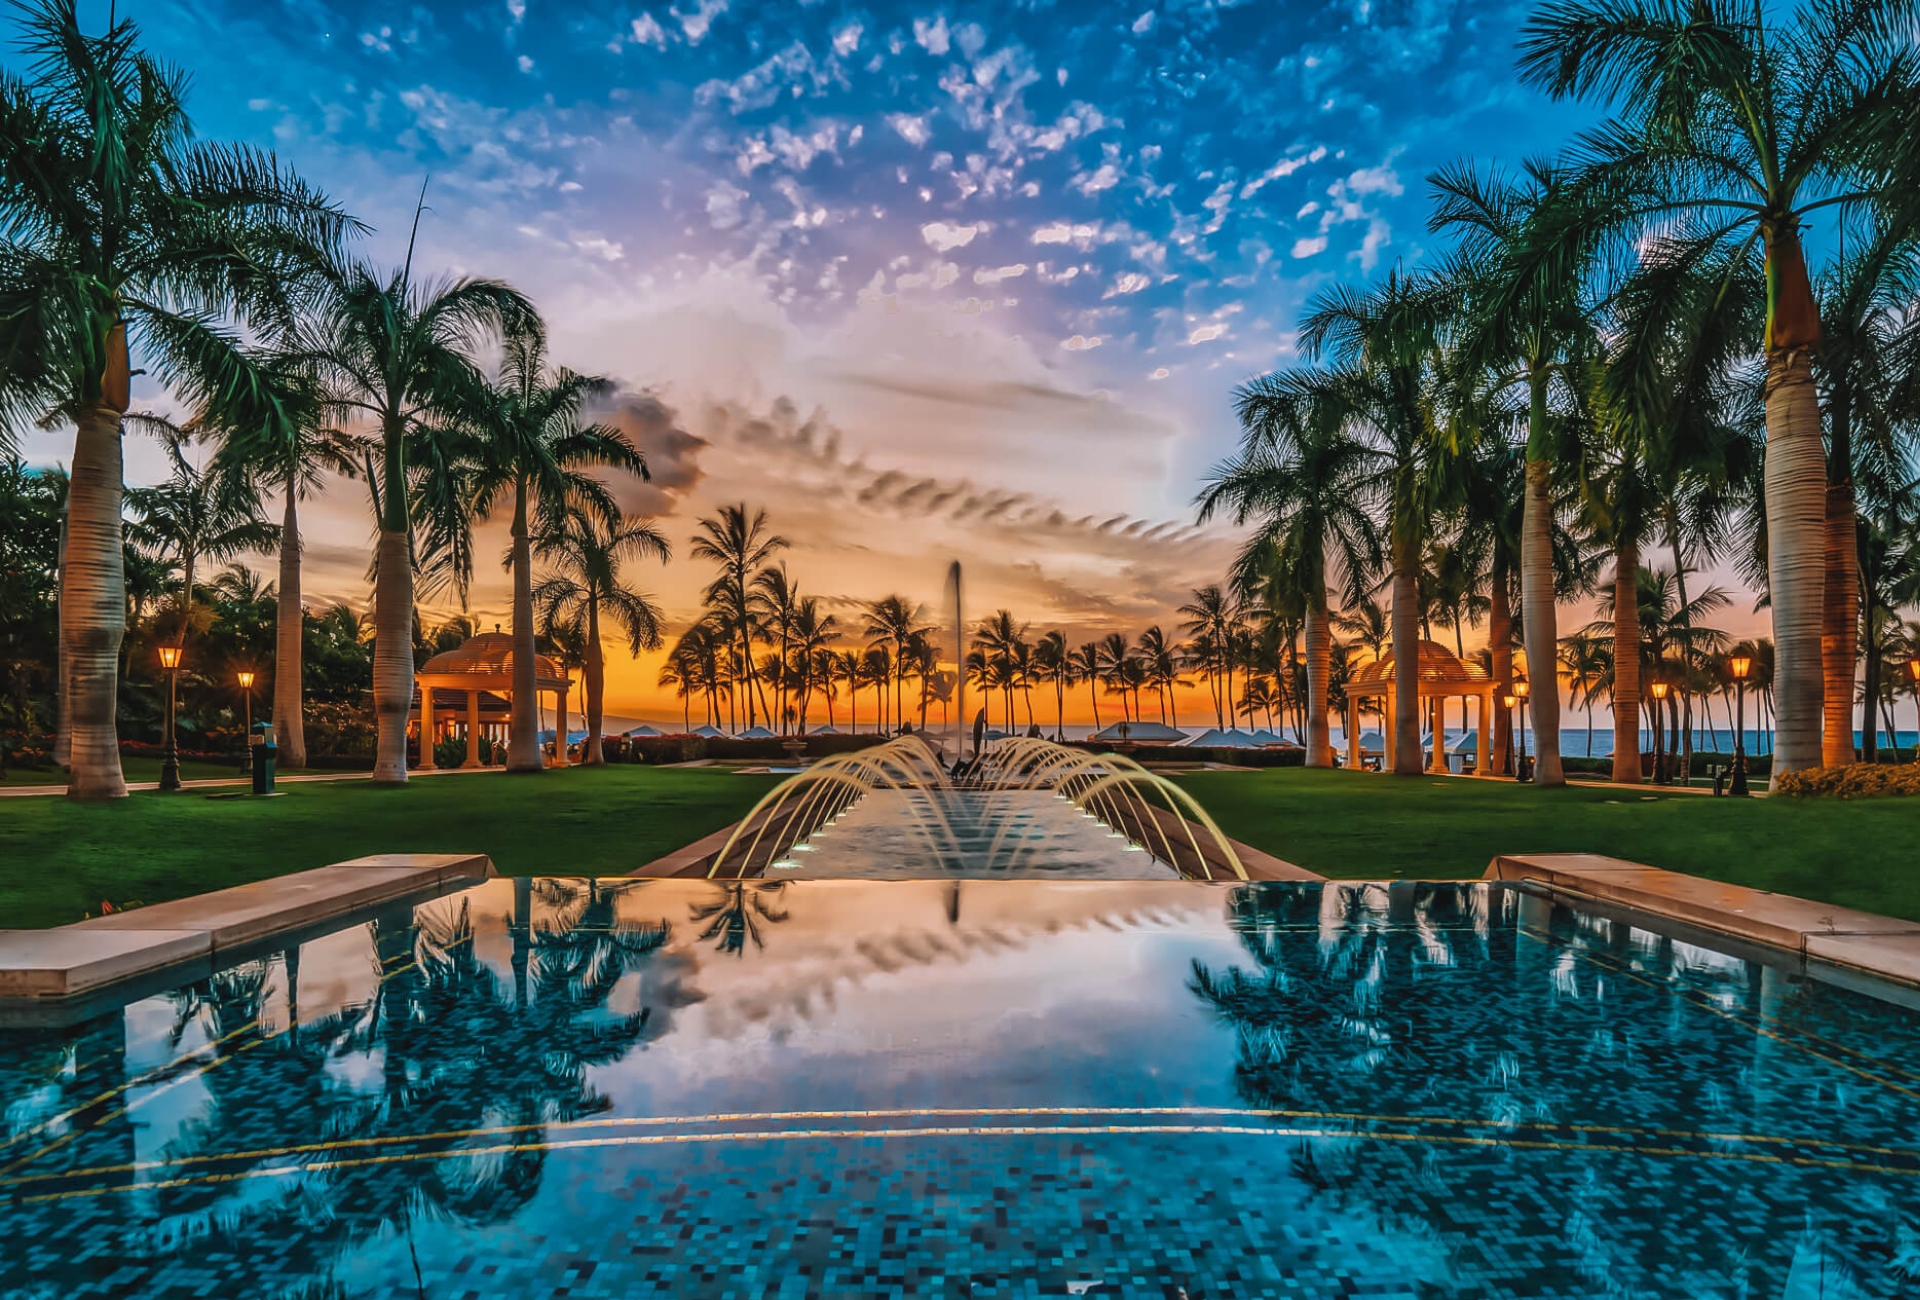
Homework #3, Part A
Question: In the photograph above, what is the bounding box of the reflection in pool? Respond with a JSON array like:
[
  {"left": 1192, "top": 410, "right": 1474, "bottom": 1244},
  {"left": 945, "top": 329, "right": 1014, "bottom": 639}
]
[{"left": 3, "top": 878, "right": 1919, "bottom": 1297}]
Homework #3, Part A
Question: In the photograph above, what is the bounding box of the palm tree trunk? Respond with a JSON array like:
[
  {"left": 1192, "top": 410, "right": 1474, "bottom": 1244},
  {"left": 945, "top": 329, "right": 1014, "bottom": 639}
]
[
  {"left": 1821, "top": 481, "right": 1858, "bottom": 768},
  {"left": 1487, "top": 576, "right": 1513, "bottom": 774},
  {"left": 1304, "top": 596, "right": 1332, "bottom": 768},
  {"left": 506, "top": 476, "right": 541, "bottom": 773},
  {"left": 371, "top": 525, "right": 413, "bottom": 784},
  {"left": 1861, "top": 621, "right": 1882, "bottom": 764},
  {"left": 63, "top": 391, "right": 131, "bottom": 799},
  {"left": 275, "top": 489, "right": 308, "bottom": 769},
  {"left": 1087, "top": 679, "right": 1101, "bottom": 729},
  {"left": 583, "top": 597, "right": 607, "bottom": 766},
  {"left": 1764, "top": 347, "right": 1827, "bottom": 783},
  {"left": 1390, "top": 532, "right": 1421, "bottom": 776},
  {"left": 1610, "top": 538, "right": 1642, "bottom": 784},
  {"left": 1520, "top": 452, "right": 1564, "bottom": 787},
  {"left": 53, "top": 494, "right": 71, "bottom": 768}
]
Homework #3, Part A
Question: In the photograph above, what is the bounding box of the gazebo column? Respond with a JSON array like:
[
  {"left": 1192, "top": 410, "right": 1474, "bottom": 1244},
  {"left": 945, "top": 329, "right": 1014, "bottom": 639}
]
[
  {"left": 1431, "top": 695, "right": 1448, "bottom": 774},
  {"left": 1477, "top": 690, "right": 1496, "bottom": 775},
  {"left": 1382, "top": 689, "right": 1396, "bottom": 772},
  {"left": 416, "top": 683, "right": 435, "bottom": 771},
  {"left": 1346, "top": 697, "right": 1361, "bottom": 770},
  {"left": 464, "top": 690, "right": 483, "bottom": 769},
  {"left": 553, "top": 687, "right": 569, "bottom": 769}
]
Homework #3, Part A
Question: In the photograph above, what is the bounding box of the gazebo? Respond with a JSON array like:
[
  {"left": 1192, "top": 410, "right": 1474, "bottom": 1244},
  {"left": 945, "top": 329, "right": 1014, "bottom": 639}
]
[
  {"left": 1344, "top": 640, "right": 1499, "bottom": 775},
  {"left": 413, "top": 628, "right": 573, "bottom": 770}
]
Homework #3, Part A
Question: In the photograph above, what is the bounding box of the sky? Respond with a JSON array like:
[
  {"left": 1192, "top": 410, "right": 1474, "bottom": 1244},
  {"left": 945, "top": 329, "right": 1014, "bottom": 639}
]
[{"left": 15, "top": 0, "right": 1687, "bottom": 724}]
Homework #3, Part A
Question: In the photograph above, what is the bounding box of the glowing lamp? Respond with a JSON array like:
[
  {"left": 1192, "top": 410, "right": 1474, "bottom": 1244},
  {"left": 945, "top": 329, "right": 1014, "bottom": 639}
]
[
  {"left": 1650, "top": 681, "right": 1670, "bottom": 701},
  {"left": 1514, "top": 679, "right": 1530, "bottom": 699},
  {"left": 236, "top": 670, "right": 255, "bottom": 690},
  {"left": 1502, "top": 694, "right": 1516, "bottom": 708},
  {"left": 157, "top": 644, "right": 183, "bottom": 671},
  {"left": 1729, "top": 655, "right": 1751, "bottom": 681}
]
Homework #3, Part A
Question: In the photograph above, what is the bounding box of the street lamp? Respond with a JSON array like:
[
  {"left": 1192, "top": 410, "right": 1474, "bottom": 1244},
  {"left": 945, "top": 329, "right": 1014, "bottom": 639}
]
[
  {"left": 157, "top": 643, "right": 184, "bottom": 792},
  {"left": 237, "top": 670, "right": 256, "bottom": 776},
  {"left": 1908, "top": 657, "right": 1920, "bottom": 764},
  {"left": 1728, "top": 654, "right": 1752, "bottom": 797},
  {"left": 1514, "top": 679, "right": 1532, "bottom": 782},
  {"left": 1649, "top": 680, "right": 1671, "bottom": 785}
]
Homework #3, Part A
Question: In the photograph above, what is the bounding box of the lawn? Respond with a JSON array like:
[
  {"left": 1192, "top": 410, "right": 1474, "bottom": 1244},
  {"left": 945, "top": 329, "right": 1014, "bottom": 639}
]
[
  {"left": 1, "top": 756, "right": 259, "bottom": 787},
  {"left": 1172, "top": 768, "right": 1920, "bottom": 922},
  {"left": 0, "top": 765, "right": 781, "bottom": 929}
]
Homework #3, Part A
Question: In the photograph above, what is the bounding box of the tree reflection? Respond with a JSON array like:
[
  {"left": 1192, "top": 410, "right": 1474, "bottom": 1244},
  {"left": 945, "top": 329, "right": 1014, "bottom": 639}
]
[
  {"left": 689, "top": 880, "right": 790, "bottom": 956},
  {"left": 0, "top": 880, "right": 679, "bottom": 1295}
]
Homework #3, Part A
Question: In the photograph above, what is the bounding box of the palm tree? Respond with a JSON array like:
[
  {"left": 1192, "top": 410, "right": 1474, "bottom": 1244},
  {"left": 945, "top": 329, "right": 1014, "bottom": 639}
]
[
  {"left": 1558, "top": 629, "right": 1611, "bottom": 758},
  {"left": 125, "top": 437, "right": 279, "bottom": 652},
  {"left": 1203, "top": 379, "right": 1384, "bottom": 766},
  {"left": 1518, "top": 0, "right": 1920, "bottom": 782},
  {"left": 864, "top": 595, "right": 927, "bottom": 733},
  {"left": 691, "top": 505, "right": 786, "bottom": 731},
  {"left": 531, "top": 507, "right": 670, "bottom": 765},
  {"left": 1296, "top": 271, "right": 1448, "bottom": 773},
  {"left": 1427, "top": 159, "right": 1607, "bottom": 786},
  {"left": 427, "top": 332, "right": 645, "bottom": 772},
  {"left": 785, "top": 597, "right": 837, "bottom": 735},
  {"left": 1137, "top": 626, "right": 1181, "bottom": 727},
  {"left": 970, "top": 610, "right": 1029, "bottom": 733},
  {"left": 1177, "top": 585, "right": 1238, "bottom": 728},
  {"left": 1032, "top": 630, "right": 1071, "bottom": 739},
  {"left": 308, "top": 239, "right": 537, "bottom": 782},
  {"left": 1072, "top": 641, "right": 1103, "bottom": 730},
  {"left": 752, "top": 566, "right": 800, "bottom": 734},
  {"left": 1095, "top": 632, "right": 1135, "bottom": 725},
  {"left": 835, "top": 648, "right": 863, "bottom": 734},
  {"left": 0, "top": 1, "right": 356, "bottom": 796},
  {"left": 208, "top": 350, "right": 369, "bottom": 770}
]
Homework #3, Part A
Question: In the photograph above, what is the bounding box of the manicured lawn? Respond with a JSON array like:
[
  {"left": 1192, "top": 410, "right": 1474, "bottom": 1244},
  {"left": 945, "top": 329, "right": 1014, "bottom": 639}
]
[
  {"left": 0, "top": 765, "right": 781, "bottom": 929},
  {"left": 1172, "top": 768, "right": 1920, "bottom": 922}
]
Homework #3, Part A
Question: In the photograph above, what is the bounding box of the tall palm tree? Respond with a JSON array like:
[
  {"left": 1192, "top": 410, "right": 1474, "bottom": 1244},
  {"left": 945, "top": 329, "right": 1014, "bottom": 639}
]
[
  {"left": 752, "top": 565, "right": 801, "bottom": 734},
  {"left": 691, "top": 504, "right": 786, "bottom": 731},
  {"left": 1427, "top": 163, "right": 1594, "bottom": 783},
  {"left": 1137, "top": 626, "right": 1181, "bottom": 727},
  {"left": 208, "top": 350, "right": 369, "bottom": 770},
  {"left": 308, "top": 242, "right": 537, "bottom": 782},
  {"left": 1297, "top": 271, "right": 1448, "bottom": 773},
  {"left": 785, "top": 597, "right": 837, "bottom": 735},
  {"left": 1518, "top": 0, "right": 1920, "bottom": 782},
  {"left": 1095, "top": 632, "right": 1135, "bottom": 725},
  {"left": 0, "top": 0, "right": 356, "bottom": 796},
  {"left": 531, "top": 507, "right": 670, "bottom": 765},
  {"left": 1032, "top": 630, "right": 1071, "bottom": 739},
  {"left": 1203, "top": 378, "right": 1384, "bottom": 766},
  {"left": 1557, "top": 629, "right": 1611, "bottom": 758},
  {"left": 970, "top": 609, "right": 1029, "bottom": 733},
  {"left": 835, "top": 648, "right": 863, "bottom": 734},
  {"left": 865, "top": 595, "right": 927, "bottom": 732},
  {"left": 1177, "top": 585, "right": 1238, "bottom": 728},
  {"left": 427, "top": 333, "right": 644, "bottom": 772},
  {"left": 1072, "top": 641, "right": 1103, "bottom": 730}
]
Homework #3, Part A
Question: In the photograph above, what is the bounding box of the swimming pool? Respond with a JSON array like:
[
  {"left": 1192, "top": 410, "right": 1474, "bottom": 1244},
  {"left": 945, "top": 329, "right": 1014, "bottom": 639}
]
[{"left": 3, "top": 877, "right": 1918, "bottom": 1297}]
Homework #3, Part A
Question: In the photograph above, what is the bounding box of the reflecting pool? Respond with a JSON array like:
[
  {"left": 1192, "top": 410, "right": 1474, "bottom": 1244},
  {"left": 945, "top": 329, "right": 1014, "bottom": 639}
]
[{"left": 3, "top": 878, "right": 1919, "bottom": 1297}]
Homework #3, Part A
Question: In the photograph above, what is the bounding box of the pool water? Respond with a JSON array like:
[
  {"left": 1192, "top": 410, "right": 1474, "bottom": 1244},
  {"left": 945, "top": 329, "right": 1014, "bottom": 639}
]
[
  {"left": 779, "top": 788, "right": 1180, "bottom": 878},
  {"left": 4, "top": 878, "right": 1919, "bottom": 1298}
]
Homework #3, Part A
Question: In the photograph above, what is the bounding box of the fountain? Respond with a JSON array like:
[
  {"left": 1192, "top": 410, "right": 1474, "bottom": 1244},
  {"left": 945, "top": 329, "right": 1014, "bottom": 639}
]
[{"left": 706, "top": 734, "right": 1246, "bottom": 881}]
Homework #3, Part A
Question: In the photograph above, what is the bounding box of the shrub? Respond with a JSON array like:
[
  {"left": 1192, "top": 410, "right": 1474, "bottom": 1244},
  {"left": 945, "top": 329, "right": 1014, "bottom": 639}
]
[{"left": 1774, "top": 762, "right": 1920, "bottom": 800}]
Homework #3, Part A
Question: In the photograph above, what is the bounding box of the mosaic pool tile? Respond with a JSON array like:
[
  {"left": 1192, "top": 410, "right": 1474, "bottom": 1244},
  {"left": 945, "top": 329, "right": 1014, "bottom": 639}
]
[{"left": 3, "top": 878, "right": 1919, "bottom": 1297}]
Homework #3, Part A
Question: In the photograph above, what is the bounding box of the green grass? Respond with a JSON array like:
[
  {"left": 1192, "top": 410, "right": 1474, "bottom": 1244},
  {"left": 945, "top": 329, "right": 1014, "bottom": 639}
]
[
  {"left": 0, "top": 765, "right": 780, "bottom": 929},
  {"left": 1171, "top": 768, "right": 1920, "bottom": 922}
]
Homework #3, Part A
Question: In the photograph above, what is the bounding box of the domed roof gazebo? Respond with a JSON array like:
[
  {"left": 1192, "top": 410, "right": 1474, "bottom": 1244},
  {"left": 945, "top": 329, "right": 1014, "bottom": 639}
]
[
  {"left": 1344, "top": 639, "right": 1498, "bottom": 775},
  {"left": 413, "top": 629, "right": 572, "bottom": 770}
]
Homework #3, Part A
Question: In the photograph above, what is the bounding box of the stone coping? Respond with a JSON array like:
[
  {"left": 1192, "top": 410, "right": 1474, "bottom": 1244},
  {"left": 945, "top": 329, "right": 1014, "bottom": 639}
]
[
  {"left": 1487, "top": 852, "right": 1920, "bottom": 991},
  {"left": 0, "top": 853, "right": 493, "bottom": 1005}
]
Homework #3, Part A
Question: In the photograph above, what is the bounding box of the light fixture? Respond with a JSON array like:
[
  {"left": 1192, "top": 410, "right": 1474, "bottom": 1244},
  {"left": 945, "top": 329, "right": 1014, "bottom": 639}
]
[
  {"left": 1514, "top": 679, "right": 1530, "bottom": 699},
  {"left": 236, "top": 670, "right": 255, "bottom": 690},
  {"left": 1650, "top": 680, "right": 1670, "bottom": 701},
  {"left": 1503, "top": 693, "right": 1516, "bottom": 708},
  {"left": 1729, "top": 655, "right": 1752, "bottom": 681},
  {"left": 158, "top": 644, "right": 182, "bottom": 671}
]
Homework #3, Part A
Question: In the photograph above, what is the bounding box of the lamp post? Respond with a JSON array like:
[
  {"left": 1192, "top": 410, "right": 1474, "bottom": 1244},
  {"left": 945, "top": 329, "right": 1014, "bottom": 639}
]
[
  {"left": 237, "top": 670, "right": 255, "bottom": 776},
  {"left": 1650, "top": 680, "right": 1671, "bottom": 784},
  {"left": 1514, "top": 679, "right": 1532, "bottom": 782},
  {"left": 1728, "top": 654, "right": 1752, "bottom": 796},
  {"left": 158, "top": 644, "right": 184, "bottom": 791},
  {"left": 1502, "top": 692, "right": 1517, "bottom": 777}
]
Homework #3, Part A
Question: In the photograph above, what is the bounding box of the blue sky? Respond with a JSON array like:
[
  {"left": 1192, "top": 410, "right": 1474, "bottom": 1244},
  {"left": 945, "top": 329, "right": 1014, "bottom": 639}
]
[{"left": 24, "top": 0, "right": 1602, "bottom": 714}]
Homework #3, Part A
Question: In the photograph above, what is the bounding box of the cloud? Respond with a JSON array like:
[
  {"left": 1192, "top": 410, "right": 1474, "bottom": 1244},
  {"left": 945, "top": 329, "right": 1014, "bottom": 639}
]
[
  {"left": 886, "top": 112, "right": 933, "bottom": 146},
  {"left": 1031, "top": 220, "right": 1100, "bottom": 246},
  {"left": 1186, "top": 323, "right": 1228, "bottom": 344},
  {"left": 972, "top": 264, "right": 1028, "bottom": 284},
  {"left": 912, "top": 15, "right": 951, "bottom": 55},
  {"left": 1062, "top": 334, "right": 1103, "bottom": 350},
  {"left": 1105, "top": 272, "right": 1150, "bottom": 297},
  {"left": 673, "top": 0, "right": 727, "bottom": 44},
  {"left": 921, "top": 220, "right": 986, "bottom": 252},
  {"left": 1131, "top": 11, "right": 1156, "bottom": 33},
  {"left": 1239, "top": 145, "right": 1329, "bottom": 200},
  {"left": 596, "top": 391, "right": 708, "bottom": 516},
  {"left": 704, "top": 181, "right": 749, "bottom": 229},
  {"left": 628, "top": 13, "right": 668, "bottom": 48},
  {"left": 1290, "top": 235, "right": 1328, "bottom": 258}
]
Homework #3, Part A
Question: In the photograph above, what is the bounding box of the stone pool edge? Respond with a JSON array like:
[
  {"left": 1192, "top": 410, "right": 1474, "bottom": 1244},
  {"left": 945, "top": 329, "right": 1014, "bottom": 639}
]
[
  {"left": 0, "top": 853, "right": 495, "bottom": 1007},
  {"left": 1487, "top": 852, "right": 1920, "bottom": 992}
]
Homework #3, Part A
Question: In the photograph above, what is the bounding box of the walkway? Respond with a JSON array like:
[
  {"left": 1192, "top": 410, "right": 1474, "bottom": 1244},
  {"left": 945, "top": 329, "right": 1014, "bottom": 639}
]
[{"left": 0, "top": 766, "right": 488, "bottom": 799}]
